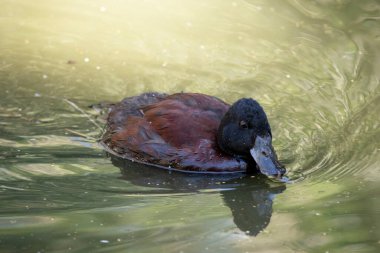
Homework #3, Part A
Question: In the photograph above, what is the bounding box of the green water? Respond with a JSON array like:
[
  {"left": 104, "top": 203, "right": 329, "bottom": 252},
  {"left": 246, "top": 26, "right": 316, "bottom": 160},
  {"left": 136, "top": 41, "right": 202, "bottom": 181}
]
[{"left": 1, "top": 0, "right": 379, "bottom": 252}]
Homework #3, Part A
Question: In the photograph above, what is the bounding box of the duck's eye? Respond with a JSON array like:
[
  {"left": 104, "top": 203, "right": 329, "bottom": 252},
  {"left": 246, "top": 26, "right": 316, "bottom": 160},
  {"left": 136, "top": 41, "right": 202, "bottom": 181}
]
[{"left": 239, "top": 120, "right": 248, "bottom": 129}]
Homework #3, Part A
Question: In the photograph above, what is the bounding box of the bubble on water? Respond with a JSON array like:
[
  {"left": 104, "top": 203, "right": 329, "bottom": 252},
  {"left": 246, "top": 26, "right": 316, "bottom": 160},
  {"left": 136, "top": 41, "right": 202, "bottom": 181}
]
[
  {"left": 96, "top": 66, "right": 101, "bottom": 70},
  {"left": 42, "top": 74, "right": 48, "bottom": 79},
  {"left": 84, "top": 57, "right": 90, "bottom": 63},
  {"left": 100, "top": 240, "right": 109, "bottom": 244},
  {"left": 286, "top": 74, "right": 291, "bottom": 78},
  {"left": 34, "top": 92, "right": 41, "bottom": 97}
]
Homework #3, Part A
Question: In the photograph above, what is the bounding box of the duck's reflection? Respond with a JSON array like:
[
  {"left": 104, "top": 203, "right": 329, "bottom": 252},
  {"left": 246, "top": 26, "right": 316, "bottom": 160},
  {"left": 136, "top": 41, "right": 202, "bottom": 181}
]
[
  {"left": 110, "top": 155, "right": 286, "bottom": 236},
  {"left": 221, "top": 178, "right": 285, "bottom": 235}
]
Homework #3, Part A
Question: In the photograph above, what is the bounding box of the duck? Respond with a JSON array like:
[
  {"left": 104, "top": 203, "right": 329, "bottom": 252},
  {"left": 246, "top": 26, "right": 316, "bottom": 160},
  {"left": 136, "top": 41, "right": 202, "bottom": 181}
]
[{"left": 100, "top": 92, "right": 286, "bottom": 177}]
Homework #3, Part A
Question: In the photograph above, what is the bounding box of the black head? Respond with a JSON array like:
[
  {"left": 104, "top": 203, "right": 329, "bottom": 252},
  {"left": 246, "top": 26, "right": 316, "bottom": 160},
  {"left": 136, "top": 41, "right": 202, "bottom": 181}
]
[{"left": 217, "top": 98, "right": 286, "bottom": 178}]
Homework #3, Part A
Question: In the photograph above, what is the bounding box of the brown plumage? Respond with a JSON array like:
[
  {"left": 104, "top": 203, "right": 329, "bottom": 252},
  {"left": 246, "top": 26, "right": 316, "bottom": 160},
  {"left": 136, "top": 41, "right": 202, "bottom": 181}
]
[{"left": 101, "top": 92, "right": 247, "bottom": 173}]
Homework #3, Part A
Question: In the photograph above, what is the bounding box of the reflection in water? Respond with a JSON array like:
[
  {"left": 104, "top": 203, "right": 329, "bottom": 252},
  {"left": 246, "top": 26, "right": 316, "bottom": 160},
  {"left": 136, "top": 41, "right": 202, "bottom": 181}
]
[
  {"left": 111, "top": 155, "right": 286, "bottom": 236},
  {"left": 221, "top": 179, "right": 285, "bottom": 236}
]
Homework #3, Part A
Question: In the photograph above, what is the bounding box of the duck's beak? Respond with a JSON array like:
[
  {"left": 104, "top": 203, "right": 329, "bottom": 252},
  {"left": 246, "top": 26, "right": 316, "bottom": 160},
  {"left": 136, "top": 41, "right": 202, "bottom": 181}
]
[{"left": 250, "top": 135, "right": 286, "bottom": 178}]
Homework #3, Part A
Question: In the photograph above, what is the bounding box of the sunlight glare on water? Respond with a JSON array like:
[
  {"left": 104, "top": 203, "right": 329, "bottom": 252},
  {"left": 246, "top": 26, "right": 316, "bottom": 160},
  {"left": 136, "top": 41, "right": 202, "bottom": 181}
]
[{"left": 0, "top": 0, "right": 379, "bottom": 252}]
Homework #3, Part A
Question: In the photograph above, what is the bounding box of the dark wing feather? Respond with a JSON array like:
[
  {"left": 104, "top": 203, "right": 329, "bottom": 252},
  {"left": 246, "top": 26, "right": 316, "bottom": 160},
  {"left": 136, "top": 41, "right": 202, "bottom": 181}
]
[{"left": 102, "top": 92, "right": 166, "bottom": 145}]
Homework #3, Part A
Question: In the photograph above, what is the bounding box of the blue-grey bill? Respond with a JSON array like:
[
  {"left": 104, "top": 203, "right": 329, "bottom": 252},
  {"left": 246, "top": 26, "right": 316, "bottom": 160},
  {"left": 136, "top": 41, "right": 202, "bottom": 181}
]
[{"left": 250, "top": 135, "right": 286, "bottom": 178}]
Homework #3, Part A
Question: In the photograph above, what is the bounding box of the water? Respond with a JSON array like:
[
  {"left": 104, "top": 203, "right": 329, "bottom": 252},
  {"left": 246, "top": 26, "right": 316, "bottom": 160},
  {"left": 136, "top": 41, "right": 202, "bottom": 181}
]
[{"left": 0, "top": 0, "right": 379, "bottom": 252}]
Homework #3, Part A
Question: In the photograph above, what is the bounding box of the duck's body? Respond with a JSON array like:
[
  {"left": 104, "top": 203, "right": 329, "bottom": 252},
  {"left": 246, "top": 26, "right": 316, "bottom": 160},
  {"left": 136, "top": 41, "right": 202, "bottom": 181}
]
[{"left": 101, "top": 92, "right": 285, "bottom": 176}]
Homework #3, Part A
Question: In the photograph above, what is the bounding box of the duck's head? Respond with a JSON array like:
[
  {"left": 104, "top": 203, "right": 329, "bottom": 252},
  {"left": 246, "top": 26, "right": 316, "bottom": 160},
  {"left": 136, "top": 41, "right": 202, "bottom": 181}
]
[{"left": 217, "top": 98, "right": 286, "bottom": 178}]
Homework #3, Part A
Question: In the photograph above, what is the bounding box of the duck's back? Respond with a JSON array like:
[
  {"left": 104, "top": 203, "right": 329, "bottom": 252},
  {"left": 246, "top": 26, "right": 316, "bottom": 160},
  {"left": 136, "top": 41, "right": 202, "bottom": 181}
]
[{"left": 101, "top": 93, "right": 247, "bottom": 173}]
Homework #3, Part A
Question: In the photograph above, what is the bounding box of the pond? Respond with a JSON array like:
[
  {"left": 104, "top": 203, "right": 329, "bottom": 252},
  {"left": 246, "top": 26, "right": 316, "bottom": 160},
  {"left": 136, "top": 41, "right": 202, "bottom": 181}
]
[{"left": 0, "top": 0, "right": 379, "bottom": 252}]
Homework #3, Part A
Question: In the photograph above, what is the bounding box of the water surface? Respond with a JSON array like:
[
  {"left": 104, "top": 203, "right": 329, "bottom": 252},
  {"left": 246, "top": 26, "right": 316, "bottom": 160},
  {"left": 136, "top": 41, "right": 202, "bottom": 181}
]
[{"left": 0, "top": 0, "right": 379, "bottom": 252}]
